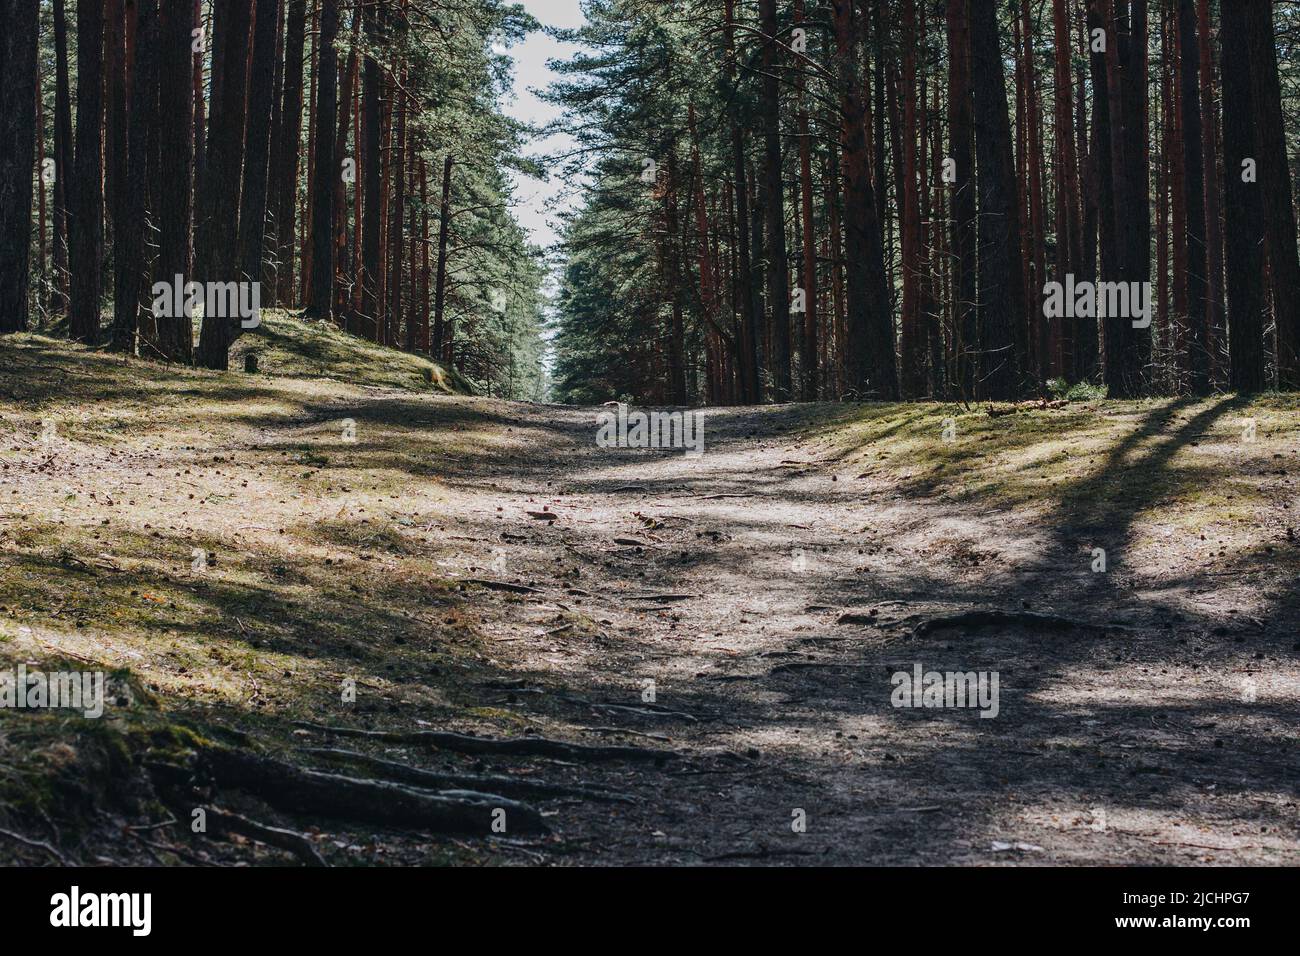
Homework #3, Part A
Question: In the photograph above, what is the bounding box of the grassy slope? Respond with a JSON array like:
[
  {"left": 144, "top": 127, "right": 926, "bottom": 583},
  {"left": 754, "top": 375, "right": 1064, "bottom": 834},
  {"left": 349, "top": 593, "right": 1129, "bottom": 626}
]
[
  {"left": 0, "top": 317, "right": 484, "bottom": 860},
  {"left": 801, "top": 394, "right": 1298, "bottom": 572},
  {"left": 232, "top": 309, "right": 474, "bottom": 393}
]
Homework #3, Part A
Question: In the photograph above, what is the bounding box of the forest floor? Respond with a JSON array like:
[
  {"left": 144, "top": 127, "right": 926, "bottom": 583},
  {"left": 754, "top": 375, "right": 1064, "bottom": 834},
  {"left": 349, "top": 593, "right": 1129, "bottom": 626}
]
[{"left": 2, "top": 322, "right": 1299, "bottom": 866}]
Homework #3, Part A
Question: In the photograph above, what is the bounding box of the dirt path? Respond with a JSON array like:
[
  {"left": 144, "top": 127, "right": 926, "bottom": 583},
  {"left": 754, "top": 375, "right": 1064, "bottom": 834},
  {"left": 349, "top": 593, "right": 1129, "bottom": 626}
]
[
  {"left": 3, "top": 339, "right": 1296, "bottom": 865},
  {"left": 341, "top": 396, "right": 1298, "bottom": 866}
]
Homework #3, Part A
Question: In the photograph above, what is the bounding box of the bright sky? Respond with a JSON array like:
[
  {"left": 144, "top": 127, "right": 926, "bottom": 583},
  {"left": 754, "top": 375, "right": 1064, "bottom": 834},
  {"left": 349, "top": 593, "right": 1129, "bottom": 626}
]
[{"left": 500, "top": 0, "right": 588, "bottom": 254}]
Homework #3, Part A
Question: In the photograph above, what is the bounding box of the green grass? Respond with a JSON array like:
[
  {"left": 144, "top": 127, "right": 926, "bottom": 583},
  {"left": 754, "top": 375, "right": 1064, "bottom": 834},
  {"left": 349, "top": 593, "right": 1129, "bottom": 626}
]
[{"left": 231, "top": 309, "right": 474, "bottom": 394}]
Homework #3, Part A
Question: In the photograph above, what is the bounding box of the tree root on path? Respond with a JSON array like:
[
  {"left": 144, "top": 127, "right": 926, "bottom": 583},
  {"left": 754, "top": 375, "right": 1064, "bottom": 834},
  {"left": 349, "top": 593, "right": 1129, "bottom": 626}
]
[
  {"left": 0, "top": 826, "right": 71, "bottom": 865},
  {"left": 910, "top": 608, "right": 1132, "bottom": 638},
  {"left": 163, "top": 747, "right": 549, "bottom": 836},
  {"left": 207, "top": 806, "right": 328, "bottom": 867},
  {"left": 768, "top": 660, "right": 879, "bottom": 676},
  {"left": 293, "top": 721, "right": 680, "bottom": 764},
  {"left": 460, "top": 578, "right": 543, "bottom": 594},
  {"left": 302, "top": 747, "right": 636, "bottom": 804}
]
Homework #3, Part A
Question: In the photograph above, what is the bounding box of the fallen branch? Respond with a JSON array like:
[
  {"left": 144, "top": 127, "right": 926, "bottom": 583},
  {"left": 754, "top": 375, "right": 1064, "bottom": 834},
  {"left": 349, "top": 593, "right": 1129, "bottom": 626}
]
[{"left": 294, "top": 721, "right": 680, "bottom": 764}]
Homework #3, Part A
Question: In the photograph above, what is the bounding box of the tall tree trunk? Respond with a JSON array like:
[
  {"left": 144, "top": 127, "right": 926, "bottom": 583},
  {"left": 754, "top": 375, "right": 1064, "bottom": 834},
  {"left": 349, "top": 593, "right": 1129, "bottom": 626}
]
[
  {"left": 794, "top": 0, "right": 818, "bottom": 401},
  {"left": 0, "top": 0, "right": 40, "bottom": 333},
  {"left": 899, "top": 0, "right": 922, "bottom": 397},
  {"left": 197, "top": 0, "right": 253, "bottom": 287},
  {"left": 36, "top": 61, "right": 46, "bottom": 314},
  {"left": 1127, "top": 0, "right": 1152, "bottom": 381},
  {"left": 1244, "top": 0, "right": 1300, "bottom": 388},
  {"left": 263, "top": 0, "right": 287, "bottom": 297},
  {"left": 432, "top": 155, "right": 453, "bottom": 363},
  {"left": 276, "top": 0, "right": 307, "bottom": 305},
  {"left": 832, "top": 0, "right": 898, "bottom": 400},
  {"left": 947, "top": 0, "right": 977, "bottom": 400},
  {"left": 110, "top": 0, "right": 159, "bottom": 352},
  {"left": 1051, "top": 0, "right": 1083, "bottom": 381},
  {"left": 51, "top": 0, "right": 73, "bottom": 315},
  {"left": 403, "top": 98, "right": 417, "bottom": 352},
  {"left": 154, "top": 0, "right": 195, "bottom": 362},
  {"left": 377, "top": 71, "right": 392, "bottom": 342},
  {"left": 1176, "top": 0, "right": 1210, "bottom": 393},
  {"left": 758, "top": 0, "right": 791, "bottom": 399},
  {"left": 304, "top": 0, "right": 339, "bottom": 320},
  {"left": 419, "top": 157, "right": 430, "bottom": 353},
  {"left": 869, "top": 3, "right": 888, "bottom": 273},
  {"left": 1076, "top": 7, "right": 1098, "bottom": 380},
  {"left": 970, "top": 0, "right": 1026, "bottom": 398},
  {"left": 198, "top": 0, "right": 280, "bottom": 369},
  {"left": 192, "top": 0, "right": 207, "bottom": 228},
  {"left": 1156, "top": 8, "right": 1172, "bottom": 389},
  {"left": 751, "top": 154, "right": 768, "bottom": 384},
  {"left": 299, "top": 4, "right": 319, "bottom": 306},
  {"left": 665, "top": 148, "right": 687, "bottom": 403},
  {"left": 1098, "top": 0, "right": 1150, "bottom": 396},
  {"left": 723, "top": 0, "right": 761, "bottom": 403},
  {"left": 69, "top": 0, "right": 106, "bottom": 343},
  {"left": 104, "top": 0, "right": 126, "bottom": 238},
  {"left": 1085, "top": 0, "right": 1114, "bottom": 385},
  {"left": 827, "top": 147, "right": 845, "bottom": 396},
  {"left": 387, "top": 64, "right": 407, "bottom": 348},
  {"left": 1020, "top": 0, "right": 1048, "bottom": 386},
  {"left": 332, "top": 10, "right": 359, "bottom": 329},
  {"left": 1220, "top": 0, "right": 1264, "bottom": 392},
  {"left": 1196, "top": 0, "right": 1224, "bottom": 382},
  {"left": 360, "top": 0, "right": 383, "bottom": 340}
]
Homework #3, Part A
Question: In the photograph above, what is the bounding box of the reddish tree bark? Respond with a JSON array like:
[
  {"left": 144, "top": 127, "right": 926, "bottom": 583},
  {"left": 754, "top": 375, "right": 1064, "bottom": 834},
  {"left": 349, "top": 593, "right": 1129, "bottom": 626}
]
[
  {"left": 946, "top": 0, "right": 977, "bottom": 399},
  {"left": 970, "top": 0, "right": 1026, "bottom": 398},
  {"left": 832, "top": 0, "right": 898, "bottom": 400},
  {"left": 758, "top": 0, "right": 791, "bottom": 398},
  {"left": 69, "top": 0, "right": 106, "bottom": 343},
  {"left": 1244, "top": 0, "right": 1300, "bottom": 387},
  {"left": 154, "top": 0, "right": 195, "bottom": 362},
  {"left": 304, "top": 0, "right": 340, "bottom": 320},
  {"left": 276, "top": 0, "right": 307, "bottom": 305},
  {"left": 1220, "top": 0, "right": 1264, "bottom": 391},
  {"left": 794, "top": 0, "right": 818, "bottom": 400},
  {"left": 1051, "top": 0, "right": 1083, "bottom": 379},
  {"left": 110, "top": 0, "right": 159, "bottom": 352},
  {"left": 0, "top": 0, "right": 40, "bottom": 333}
]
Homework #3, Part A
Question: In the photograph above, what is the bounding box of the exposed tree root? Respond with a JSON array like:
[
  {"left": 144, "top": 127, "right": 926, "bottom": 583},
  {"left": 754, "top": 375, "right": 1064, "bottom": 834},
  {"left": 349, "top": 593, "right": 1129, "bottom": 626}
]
[
  {"left": 195, "top": 748, "right": 548, "bottom": 834},
  {"left": 911, "top": 608, "right": 1131, "bottom": 638},
  {"left": 302, "top": 747, "right": 636, "bottom": 804},
  {"left": 461, "top": 578, "right": 542, "bottom": 594},
  {"left": 558, "top": 694, "right": 705, "bottom": 722},
  {"left": 294, "top": 721, "right": 680, "bottom": 764},
  {"left": 207, "top": 806, "right": 328, "bottom": 867},
  {"left": 0, "top": 826, "right": 70, "bottom": 865}
]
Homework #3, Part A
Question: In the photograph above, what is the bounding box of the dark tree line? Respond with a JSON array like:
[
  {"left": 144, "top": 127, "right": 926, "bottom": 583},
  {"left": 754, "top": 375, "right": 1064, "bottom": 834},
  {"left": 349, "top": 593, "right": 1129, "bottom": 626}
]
[
  {"left": 551, "top": 0, "right": 1300, "bottom": 405},
  {"left": 0, "top": 0, "right": 546, "bottom": 400}
]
